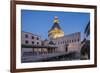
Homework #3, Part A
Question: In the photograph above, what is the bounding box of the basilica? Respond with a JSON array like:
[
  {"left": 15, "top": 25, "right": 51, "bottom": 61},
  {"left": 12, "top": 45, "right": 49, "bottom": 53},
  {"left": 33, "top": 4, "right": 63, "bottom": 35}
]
[{"left": 21, "top": 16, "right": 81, "bottom": 62}]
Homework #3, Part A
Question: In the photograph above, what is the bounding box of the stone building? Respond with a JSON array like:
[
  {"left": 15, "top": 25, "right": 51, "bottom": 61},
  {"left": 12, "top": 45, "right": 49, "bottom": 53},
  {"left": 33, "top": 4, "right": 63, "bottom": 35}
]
[
  {"left": 21, "top": 31, "right": 57, "bottom": 57},
  {"left": 21, "top": 31, "right": 42, "bottom": 56},
  {"left": 21, "top": 31, "right": 41, "bottom": 46}
]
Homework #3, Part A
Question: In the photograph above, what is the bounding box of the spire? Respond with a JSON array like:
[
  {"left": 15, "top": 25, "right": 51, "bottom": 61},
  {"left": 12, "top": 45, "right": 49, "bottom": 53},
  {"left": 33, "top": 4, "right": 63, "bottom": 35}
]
[
  {"left": 53, "top": 16, "right": 59, "bottom": 23},
  {"left": 48, "top": 16, "right": 61, "bottom": 32},
  {"left": 48, "top": 16, "right": 64, "bottom": 39}
]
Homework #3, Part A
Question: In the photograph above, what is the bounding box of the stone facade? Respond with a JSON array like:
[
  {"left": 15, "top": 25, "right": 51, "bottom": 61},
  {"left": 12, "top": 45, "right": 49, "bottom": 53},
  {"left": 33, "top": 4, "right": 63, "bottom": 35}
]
[
  {"left": 21, "top": 31, "right": 41, "bottom": 46},
  {"left": 52, "top": 32, "right": 81, "bottom": 53},
  {"left": 21, "top": 31, "right": 42, "bottom": 55},
  {"left": 44, "top": 32, "right": 81, "bottom": 53}
]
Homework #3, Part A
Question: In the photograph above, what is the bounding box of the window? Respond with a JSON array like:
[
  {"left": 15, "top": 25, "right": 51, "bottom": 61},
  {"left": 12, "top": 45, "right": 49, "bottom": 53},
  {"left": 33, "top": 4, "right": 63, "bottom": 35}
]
[
  {"left": 32, "top": 41, "right": 34, "bottom": 44},
  {"left": 37, "top": 37, "right": 39, "bottom": 40},
  {"left": 69, "top": 40, "right": 71, "bottom": 43},
  {"left": 37, "top": 42, "right": 39, "bottom": 45},
  {"left": 25, "top": 40, "right": 28, "bottom": 44},
  {"left": 72, "top": 40, "right": 73, "bottom": 43},
  {"left": 25, "top": 34, "right": 28, "bottom": 38},
  {"left": 32, "top": 36, "right": 34, "bottom": 39},
  {"left": 77, "top": 39, "right": 79, "bottom": 42},
  {"left": 74, "top": 39, "right": 76, "bottom": 42}
]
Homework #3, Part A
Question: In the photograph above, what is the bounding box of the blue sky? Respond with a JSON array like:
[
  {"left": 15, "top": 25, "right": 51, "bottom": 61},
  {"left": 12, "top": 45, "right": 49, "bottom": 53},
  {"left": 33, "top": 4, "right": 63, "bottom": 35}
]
[{"left": 21, "top": 10, "right": 90, "bottom": 40}]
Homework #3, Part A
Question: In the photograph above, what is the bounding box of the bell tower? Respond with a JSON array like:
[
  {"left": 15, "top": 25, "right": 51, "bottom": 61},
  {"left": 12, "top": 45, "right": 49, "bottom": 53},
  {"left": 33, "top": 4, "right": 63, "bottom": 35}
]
[{"left": 48, "top": 16, "right": 64, "bottom": 40}]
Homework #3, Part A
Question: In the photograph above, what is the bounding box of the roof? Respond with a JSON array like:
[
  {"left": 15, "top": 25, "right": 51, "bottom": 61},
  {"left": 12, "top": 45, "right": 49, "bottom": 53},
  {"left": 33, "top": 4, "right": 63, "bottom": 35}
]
[
  {"left": 48, "top": 23, "right": 61, "bottom": 32},
  {"left": 48, "top": 41, "right": 55, "bottom": 45},
  {"left": 52, "top": 32, "right": 80, "bottom": 40},
  {"left": 22, "top": 31, "right": 41, "bottom": 37}
]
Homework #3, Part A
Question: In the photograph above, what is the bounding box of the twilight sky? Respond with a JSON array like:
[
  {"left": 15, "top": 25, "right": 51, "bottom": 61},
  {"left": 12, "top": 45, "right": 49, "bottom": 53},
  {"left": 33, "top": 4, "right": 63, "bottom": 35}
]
[{"left": 21, "top": 10, "right": 90, "bottom": 40}]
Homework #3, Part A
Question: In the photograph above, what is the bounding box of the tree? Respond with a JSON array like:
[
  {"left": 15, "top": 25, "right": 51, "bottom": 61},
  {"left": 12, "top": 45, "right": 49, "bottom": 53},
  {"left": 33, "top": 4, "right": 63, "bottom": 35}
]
[
  {"left": 81, "top": 21, "right": 90, "bottom": 59},
  {"left": 84, "top": 21, "right": 90, "bottom": 37}
]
